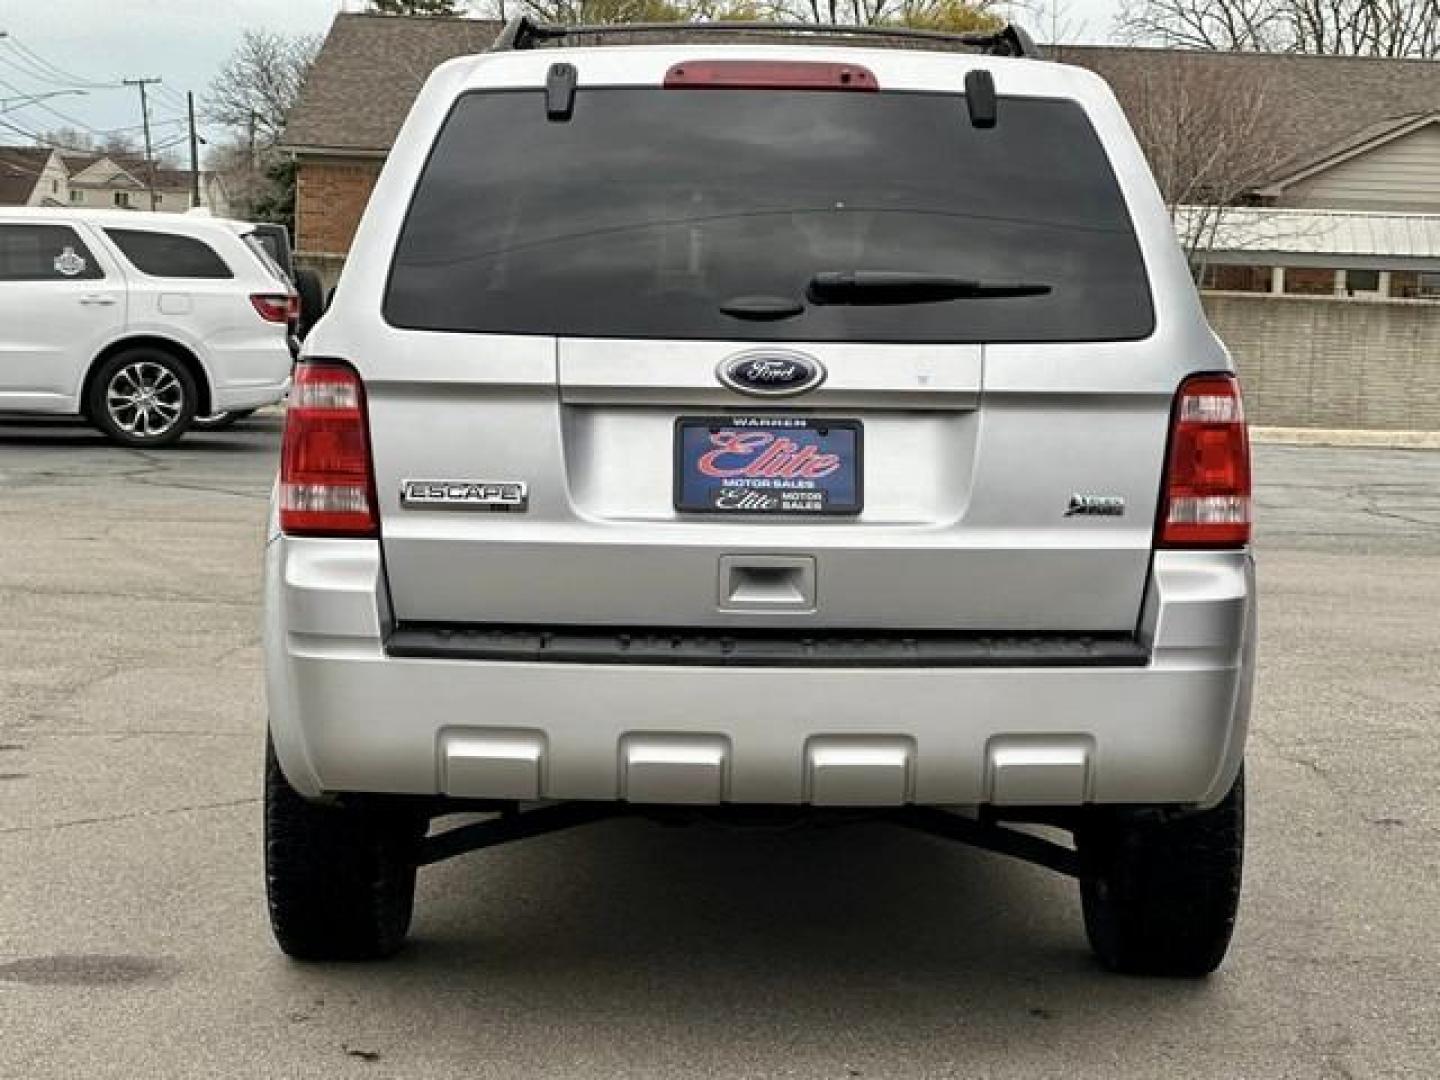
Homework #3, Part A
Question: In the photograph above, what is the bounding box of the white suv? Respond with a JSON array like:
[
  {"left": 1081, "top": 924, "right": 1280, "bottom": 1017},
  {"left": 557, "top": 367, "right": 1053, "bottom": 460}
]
[
  {"left": 0, "top": 208, "right": 294, "bottom": 445},
  {"left": 264, "top": 21, "right": 1255, "bottom": 976}
]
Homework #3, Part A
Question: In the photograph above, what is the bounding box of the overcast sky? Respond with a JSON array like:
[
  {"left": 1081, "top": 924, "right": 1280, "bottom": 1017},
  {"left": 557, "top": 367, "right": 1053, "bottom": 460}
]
[{"left": 0, "top": 0, "right": 1122, "bottom": 151}]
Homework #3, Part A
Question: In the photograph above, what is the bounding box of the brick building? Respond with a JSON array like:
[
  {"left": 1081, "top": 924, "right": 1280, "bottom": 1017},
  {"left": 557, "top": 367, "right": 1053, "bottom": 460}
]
[{"left": 281, "top": 14, "right": 501, "bottom": 282}]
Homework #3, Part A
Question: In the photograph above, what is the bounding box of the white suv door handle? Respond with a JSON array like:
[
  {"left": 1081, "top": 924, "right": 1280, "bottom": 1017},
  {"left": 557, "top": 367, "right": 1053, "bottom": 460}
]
[{"left": 79, "top": 294, "right": 117, "bottom": 306}]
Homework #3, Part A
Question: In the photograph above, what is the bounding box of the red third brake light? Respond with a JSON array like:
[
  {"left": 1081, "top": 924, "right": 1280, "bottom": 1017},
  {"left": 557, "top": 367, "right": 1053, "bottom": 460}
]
[
  {"left": 279, "top": 363, "right": 378, "bottom": 538},
  {"left": 664, "top": 60, "right": 879, "bottom": 91},
  {"left": 1159, "top": 373, "right": 1252, "bottom": 548}
]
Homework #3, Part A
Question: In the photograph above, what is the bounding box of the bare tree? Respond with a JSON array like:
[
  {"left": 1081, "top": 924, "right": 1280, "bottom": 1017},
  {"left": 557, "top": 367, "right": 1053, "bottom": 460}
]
[
  {"left": 481, "top": 0, "right": 1002, "bottom": 27},
  {"left": 759, "top": 0, "right": 1002, "bottom": 26},
  {"left": 34, "top": 128, "right": 142, "bottom": 156},
  {"left": 1117, "top": 0, "right": 1440, "bottom": 56},
  {"left": 100, "top": 131, "right": 141, "bottom": 157},
  {"left": 205, "top": 30, "right": 320, "bottom": 148},
  {"left": 35, "top": 127, "right": 95, "bottom": 152},
  {"left": 205, "top": 31, "right": 318, "bottom": 227},
  {"left": 1107, "top": 58, "right": 1292, "bottom": 276},
  {"left": 1031, "top": 0, "right": 1091, "bottom": 44},
  {"left": 497, "top": 0, "right": 688, "bottom": 21}
]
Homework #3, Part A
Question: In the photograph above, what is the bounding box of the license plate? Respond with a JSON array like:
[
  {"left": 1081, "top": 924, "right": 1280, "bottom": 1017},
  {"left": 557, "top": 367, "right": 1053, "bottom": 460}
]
[{"left": 674, "top": 417, "right": 863, "bottom": 515}]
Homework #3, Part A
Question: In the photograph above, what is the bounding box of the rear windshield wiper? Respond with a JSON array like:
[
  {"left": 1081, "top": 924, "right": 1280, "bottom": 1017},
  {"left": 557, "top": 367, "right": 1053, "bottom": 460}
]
[{"left": 807, "top": 271, "right": 1051, "bottom": 305}]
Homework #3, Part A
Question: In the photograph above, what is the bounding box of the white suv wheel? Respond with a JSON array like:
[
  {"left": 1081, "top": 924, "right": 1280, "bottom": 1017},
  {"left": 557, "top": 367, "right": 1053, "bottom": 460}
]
[
  {"left": 87, "top": 348, "right": 197, "bottom": 448},
  {"left": 106, "top": 360, "right": 186, "bottom": 439}
]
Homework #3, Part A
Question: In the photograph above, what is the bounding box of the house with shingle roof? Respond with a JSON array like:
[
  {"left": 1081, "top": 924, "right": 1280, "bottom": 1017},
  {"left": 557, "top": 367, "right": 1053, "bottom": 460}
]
[
  {"left": 1, "top": 147, "right": 227, "bottom": 214},
  {"left": 60, "top": 153, "right": 189, "bottom": 211},
  {"left": 1053, "top": 45, "right": 1440, "bottom": 297},
  {"left": 282, "top": 14, "right": 501, "bottom": 275},
  {"left": 0, "top": 147, "right": 66, "bottom": 207},
  {"left": 281, "top": 14, "right": 1440, "bottom": 297},
  {"left": 1055, "top": 45, "right": 1440, "bottom": 214}
]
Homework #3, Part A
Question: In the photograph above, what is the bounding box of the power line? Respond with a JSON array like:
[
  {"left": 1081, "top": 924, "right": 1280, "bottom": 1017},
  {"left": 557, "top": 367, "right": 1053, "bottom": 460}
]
[
  {"left": 0, "top": 74, "right": 185, "bottom": 142},
  {"left": 0, "top": 33, "right": 203, "bottom": 167},
  {"left": 0, "top": 48, "right": 79, "bottom": 87},
  {"left": 0, "top": 88, "right": 84, "bottom": 113},
  {"left": 0, "top": 45, "right": 101, "bottom": 89},
  {"left": 154, "top": 85, "right": 190, "bottom": 110},
  {"left": 0, "top": 114, "right": 103, "bottom": 153},
  {"left": 0, "top": 75, "right": 102, "bottom": 134},
  {"left": 2, "top": 112, "right": 187, "bottom": 165},
  {"left": 98, "top": 117, "right": 188, "bottom": 135},
  {"left": 0, "top": 144, "right": 53, "bottom": 175},
  {"left": 0, "top": 36, "right": 119, "bottom": 89}
]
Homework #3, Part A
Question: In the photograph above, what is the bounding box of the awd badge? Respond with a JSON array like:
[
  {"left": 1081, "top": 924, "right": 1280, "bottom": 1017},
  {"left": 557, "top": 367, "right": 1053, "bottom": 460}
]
[{"left": 1065, "top": 493, "right": 1126, "bottom": 517}]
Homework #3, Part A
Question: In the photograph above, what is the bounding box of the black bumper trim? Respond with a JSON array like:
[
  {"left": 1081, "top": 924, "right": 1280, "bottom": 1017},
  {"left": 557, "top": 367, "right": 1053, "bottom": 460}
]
[{"left": 385, "top": 623, "right": 1149, "bottom": 668}]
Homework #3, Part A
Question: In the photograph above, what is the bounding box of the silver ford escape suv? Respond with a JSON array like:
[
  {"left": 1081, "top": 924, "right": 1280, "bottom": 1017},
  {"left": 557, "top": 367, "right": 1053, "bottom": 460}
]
[{"left": 263, "top": 19, "right": 1255, "bottom": 976}]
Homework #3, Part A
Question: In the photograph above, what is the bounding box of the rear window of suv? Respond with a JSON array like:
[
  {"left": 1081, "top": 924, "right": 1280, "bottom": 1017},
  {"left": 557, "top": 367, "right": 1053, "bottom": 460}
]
[
  {"left": 386, "top": 87, "right": 1154, "bottom": 343},
  {"left": 105, "top": 229, "right": 233, "bottom": 279}
]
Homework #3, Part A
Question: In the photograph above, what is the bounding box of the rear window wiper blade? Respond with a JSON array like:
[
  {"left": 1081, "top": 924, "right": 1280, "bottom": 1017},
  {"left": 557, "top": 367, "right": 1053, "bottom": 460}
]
[{"left": 807, "top": 271, "right": 1051, "bottom": 305}]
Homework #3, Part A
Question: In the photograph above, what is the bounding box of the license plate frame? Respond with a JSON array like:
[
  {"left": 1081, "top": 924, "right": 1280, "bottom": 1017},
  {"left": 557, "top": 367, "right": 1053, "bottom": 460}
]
[{"left": 673, "top": 416, "right": 864, "bottom": 516}]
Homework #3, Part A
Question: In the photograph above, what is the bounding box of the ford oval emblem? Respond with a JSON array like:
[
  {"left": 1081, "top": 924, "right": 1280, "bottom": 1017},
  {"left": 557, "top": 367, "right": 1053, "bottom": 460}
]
[{"left": 717, "top": 350, "right": 826, "bottom": 397}]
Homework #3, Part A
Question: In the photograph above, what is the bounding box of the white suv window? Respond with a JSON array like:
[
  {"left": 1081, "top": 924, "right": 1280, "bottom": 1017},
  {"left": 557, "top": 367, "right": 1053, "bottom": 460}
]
[
  {"left": 104, "top": 228, "right": 233, "bottom": 279},
  {"left": 0, "top": 223, "right": 105, "bottom": 282}
]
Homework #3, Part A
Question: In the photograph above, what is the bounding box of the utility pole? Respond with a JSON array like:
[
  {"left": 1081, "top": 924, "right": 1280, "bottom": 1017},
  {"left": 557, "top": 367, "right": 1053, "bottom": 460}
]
[
  {"left": 122, "top": 77, "right": 162, "bottom": 210},
  {"left": 187, "top": 91, "right": 201, "bottom": 209}
]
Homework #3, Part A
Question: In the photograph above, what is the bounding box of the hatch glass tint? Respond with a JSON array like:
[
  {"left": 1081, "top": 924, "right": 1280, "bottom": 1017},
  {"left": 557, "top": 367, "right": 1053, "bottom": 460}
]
[{"left": 385, "top": 87, "right": 1153, "bottom": 343}]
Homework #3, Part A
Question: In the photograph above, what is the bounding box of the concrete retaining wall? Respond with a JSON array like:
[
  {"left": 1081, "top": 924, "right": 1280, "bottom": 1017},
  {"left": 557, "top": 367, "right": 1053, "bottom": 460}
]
[{"left": 1203, "top": 293, "right": 1440, "bottom": 430}]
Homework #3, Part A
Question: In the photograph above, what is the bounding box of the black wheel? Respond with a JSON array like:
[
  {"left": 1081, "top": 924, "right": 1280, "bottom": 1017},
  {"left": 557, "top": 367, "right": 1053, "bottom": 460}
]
[
  {"left": 1076, "top": 767, "right": 1244, "bottom": 977},
  {"left": 264, "top": 735, "right": 424, "bottom": 960},
  {"left": 87, "top": 347, "right": 197, "bottom": 447},
  {"left": 191, "top": 408, "right": 258, "bottom": 432},
  {"left": 294, "top": 267, "right": 325, "bottom": 339}
]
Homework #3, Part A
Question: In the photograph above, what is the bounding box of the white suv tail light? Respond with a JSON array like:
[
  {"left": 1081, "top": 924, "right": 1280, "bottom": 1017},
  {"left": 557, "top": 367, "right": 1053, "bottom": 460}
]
[
  {"left": 251, "top": 292, "right": 298, "bottom": 324},
  {"left": 279, "top": 362, "right": 378, "bottom": 537},
  {"left": 1158, "top": 373, "right": 1251, "bottom": 548}
]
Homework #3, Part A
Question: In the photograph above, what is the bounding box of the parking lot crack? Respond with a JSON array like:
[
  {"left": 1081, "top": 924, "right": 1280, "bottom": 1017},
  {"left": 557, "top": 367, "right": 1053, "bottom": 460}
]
[
  {"left": 1253, "top": 729, "right": 1334, "bottom": 780},
  {"left": 0, "top": 583, "right": 256, "bottom": 608},
  {"left": 1350, "top": 484, "right": 1440, "bottom": 531},
  {"left": 123, "top": 475, "right": 270, "bottom": 501},
  {"left": 0, "top": 796, "right": 259, "bottom": 836}
]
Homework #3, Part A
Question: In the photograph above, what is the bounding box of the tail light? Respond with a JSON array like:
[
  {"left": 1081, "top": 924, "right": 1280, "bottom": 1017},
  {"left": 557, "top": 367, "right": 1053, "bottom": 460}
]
[
  {"left": 1158, "top": 373, "right": 1251, "bottom": 548},
  {"left": 279, "top": 362, "right": 377, "bottom": 537},
  {"left": 252, "top": 293, "right": 298, "bottom": 324}
]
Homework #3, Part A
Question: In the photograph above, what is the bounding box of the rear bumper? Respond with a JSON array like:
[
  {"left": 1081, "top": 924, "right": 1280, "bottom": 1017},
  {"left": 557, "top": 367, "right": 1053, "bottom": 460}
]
[
  {"left": 206, "top": 337, "right": 292, "bottom": 412},
  {"left": 264, "top": 539, "right": 1254, "bottom": 809},
  {"left": 213, "top": 377, "right": 289, "bottom": 413}
]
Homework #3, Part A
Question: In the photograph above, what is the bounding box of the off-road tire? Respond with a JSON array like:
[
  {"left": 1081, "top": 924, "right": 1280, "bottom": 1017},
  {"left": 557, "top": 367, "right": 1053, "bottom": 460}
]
[
  {"left": 1076, "top": 767, "right": 1245, "bottom": 977},
  {"left": 264, "top": 735, "right": 424, "bottom": 960}
]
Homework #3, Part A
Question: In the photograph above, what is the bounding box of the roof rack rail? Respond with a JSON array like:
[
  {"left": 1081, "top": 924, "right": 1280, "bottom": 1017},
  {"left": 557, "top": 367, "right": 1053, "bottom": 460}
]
[{"left": 489, "top": 17, "right": 1041, "bottom": 59}]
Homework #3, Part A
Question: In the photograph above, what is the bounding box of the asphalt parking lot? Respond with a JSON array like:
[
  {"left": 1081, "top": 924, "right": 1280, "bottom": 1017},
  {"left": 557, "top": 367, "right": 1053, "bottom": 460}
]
[{"left": 1, "top": 414, "right": 1437, "bottom": 1079}]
